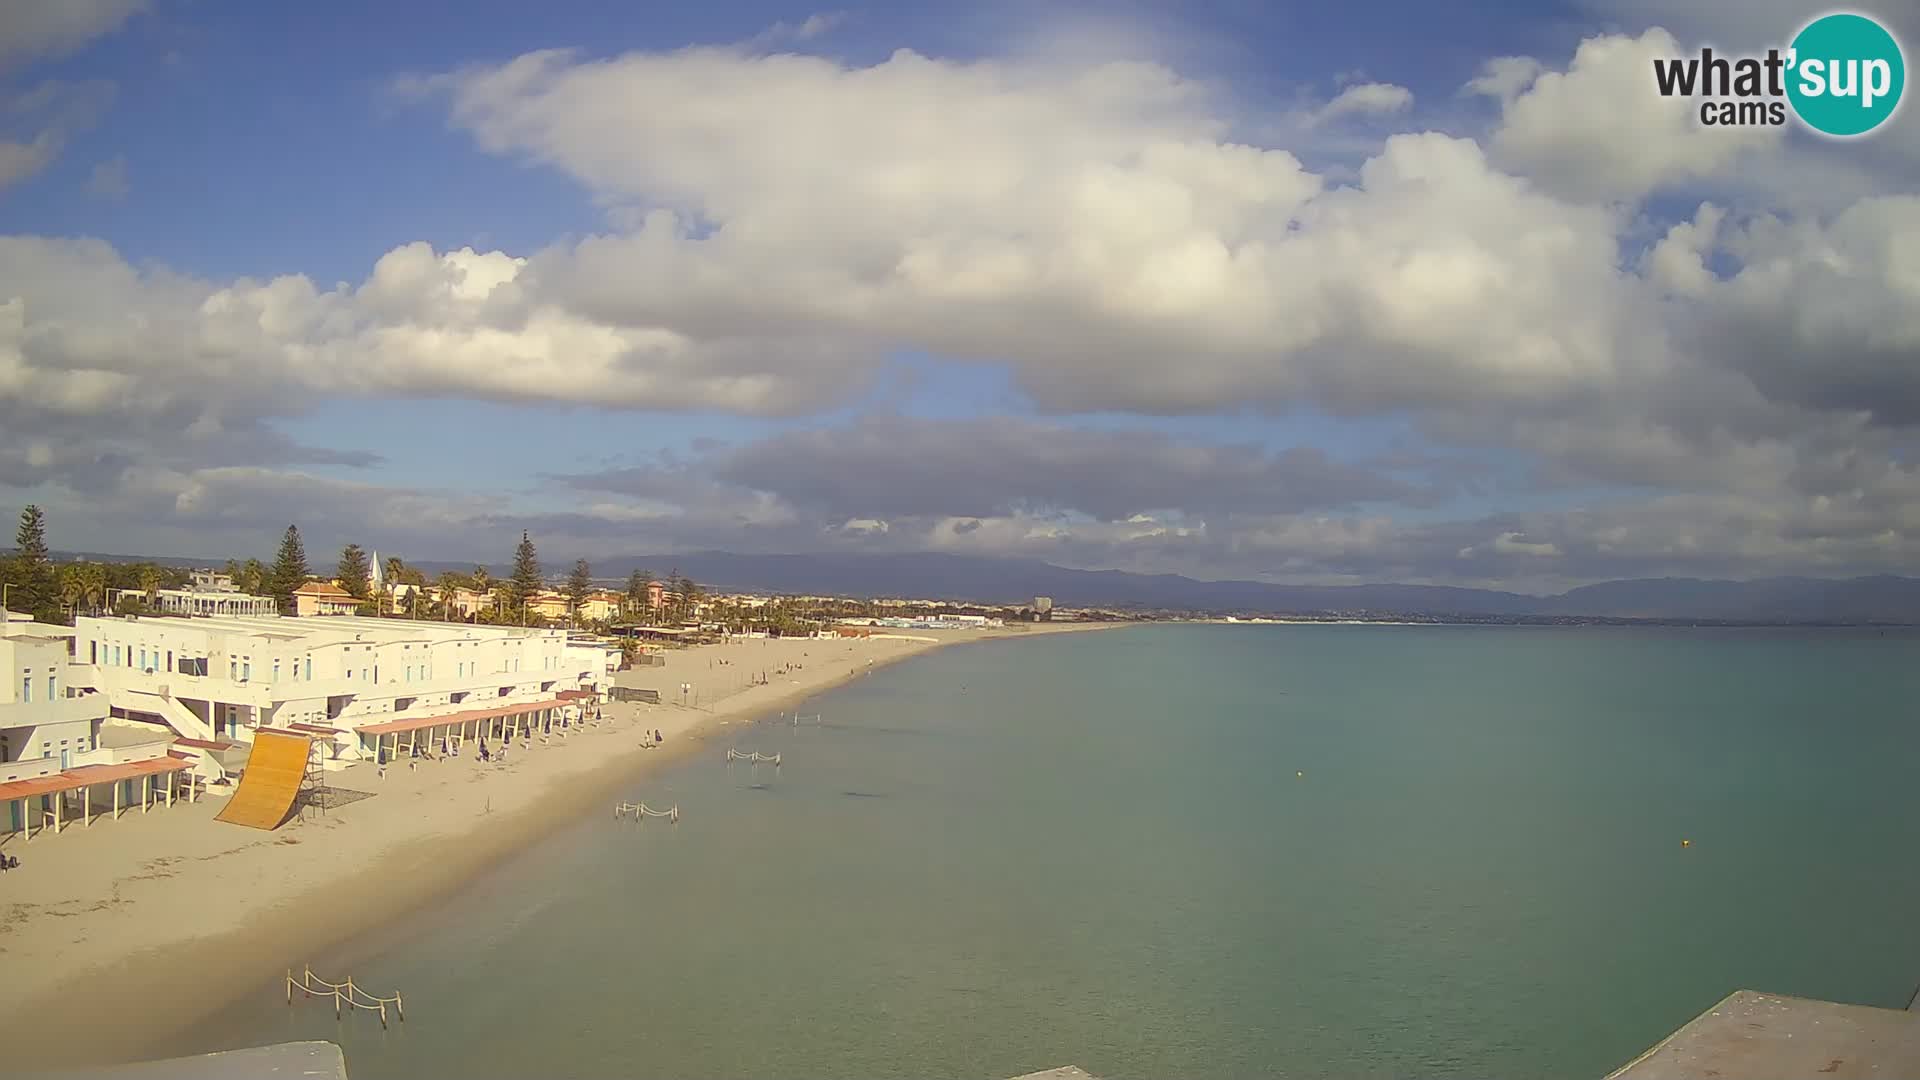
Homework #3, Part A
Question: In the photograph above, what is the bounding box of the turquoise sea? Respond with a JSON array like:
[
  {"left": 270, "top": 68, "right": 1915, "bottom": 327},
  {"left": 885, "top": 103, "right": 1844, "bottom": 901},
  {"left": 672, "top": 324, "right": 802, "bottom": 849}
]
[{"left": 170, "top": 625, "right": 1920, "bottom": 1078}]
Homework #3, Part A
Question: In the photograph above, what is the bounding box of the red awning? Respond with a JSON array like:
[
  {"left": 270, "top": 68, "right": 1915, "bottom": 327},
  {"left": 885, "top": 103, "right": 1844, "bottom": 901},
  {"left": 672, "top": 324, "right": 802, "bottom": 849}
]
[
  {"left": 556, "top": 689, "right": 599, "bottom": 701},
  {"left": 0, "top": 755, "right": 193, "bottom": 802},
  {"left": 353, "top": 697, "right": 566, "bottom": 738}
]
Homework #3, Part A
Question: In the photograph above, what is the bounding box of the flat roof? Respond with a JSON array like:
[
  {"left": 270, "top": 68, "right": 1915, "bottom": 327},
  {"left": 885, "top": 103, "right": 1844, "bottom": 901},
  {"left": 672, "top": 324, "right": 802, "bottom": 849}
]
[
  {"left": 173, "top": 736, "right": 237, "bottom": 751},
  {"left": 1608, "top": 990, "right": 1920, "bottom": 1079},
  {"left": 97, "top": 725, "right": 176, "bottom": 749},
  {"left": 353, "top": 696, "right": 567, "bottom": 738},
  {"left": 0, "top": 754, "right": 192, "bottom": 802},
  {"left": 74, "top": 613, "right": 578, "bottom": 649}
]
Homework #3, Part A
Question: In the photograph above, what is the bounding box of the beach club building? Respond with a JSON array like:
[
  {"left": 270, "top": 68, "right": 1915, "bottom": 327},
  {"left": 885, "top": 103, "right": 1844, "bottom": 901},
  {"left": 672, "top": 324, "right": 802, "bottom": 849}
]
[
  {"left": 68, "top": 613, "right": 620, "bottom": 771},
  {"left": 3, "top": 612, "right": 200, "bottom": 839}
]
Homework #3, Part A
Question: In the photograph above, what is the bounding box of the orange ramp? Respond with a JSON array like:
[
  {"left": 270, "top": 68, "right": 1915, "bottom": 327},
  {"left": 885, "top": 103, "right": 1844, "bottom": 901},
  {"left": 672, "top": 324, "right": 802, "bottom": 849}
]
[{"left": 214, "top": 729, "right": 313, "bottom": 830}]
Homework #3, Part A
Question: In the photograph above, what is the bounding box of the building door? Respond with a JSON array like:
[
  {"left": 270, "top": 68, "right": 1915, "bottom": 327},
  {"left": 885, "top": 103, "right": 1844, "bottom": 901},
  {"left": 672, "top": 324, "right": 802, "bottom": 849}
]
[{"left": 60, "top": 748, "right": 69, "bottom": 769}]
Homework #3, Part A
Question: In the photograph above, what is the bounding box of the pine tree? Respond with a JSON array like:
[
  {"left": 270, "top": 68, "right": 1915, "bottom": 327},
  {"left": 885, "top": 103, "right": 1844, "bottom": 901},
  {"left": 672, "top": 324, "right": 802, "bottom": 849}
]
[
  {"left": 508, "top": 531, "right": 541, "bottom": 622},
  {"left": 566, "top": 558, "right": 593, "bottom": 619},
  {"left": 665, "top": 569, "right": 687, "bottom": 624},
  {"left": 624, "top": 569, "right": 649, "bottom": 621},
  {"left": 270, "top": 525, "right": 309, "bottom": 615},
  {"left": 337, "top": 543, "right": 372, "bottom": 600},
  {"left": 7, "top": 505, "right": 54, "bottom": 619}
]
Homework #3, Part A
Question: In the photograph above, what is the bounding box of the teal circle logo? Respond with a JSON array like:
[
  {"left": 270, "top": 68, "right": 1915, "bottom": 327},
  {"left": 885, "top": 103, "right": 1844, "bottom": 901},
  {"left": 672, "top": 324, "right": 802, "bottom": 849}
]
[{"left": 1786, "top": 12, "right": 1905, "bottom": 137}]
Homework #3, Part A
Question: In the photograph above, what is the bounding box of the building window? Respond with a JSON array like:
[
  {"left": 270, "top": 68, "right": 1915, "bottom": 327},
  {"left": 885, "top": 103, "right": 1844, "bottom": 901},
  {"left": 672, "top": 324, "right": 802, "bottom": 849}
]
[
  {"left": 167, "top": 650, "right": 173, "bottom": 672},
  {"left": 140, "top": 648, "right": 148, "bottom": 670},
  {"left": 230, "top": 659, "right": 238, "bottom": 680},
  {"left": 274, "top": 659, "right": 281, "bottom": 682},
  {"left": 48, "top": 675, "right": 56, "bottom": 700},
  {"left": 20, "top": 677, "right": 29, "bottom": 703},
  {"left": 305, "top": 657, "right": 312, "bottom": 680},
  {"left": 113, "top": 645, "right": 122, "bottom": 666},
  {"left": 242, "top": 661, "right": 251, "bottom": 681},
  {"left": 89, "top": 641, "right": 97, "bottom": 664}
]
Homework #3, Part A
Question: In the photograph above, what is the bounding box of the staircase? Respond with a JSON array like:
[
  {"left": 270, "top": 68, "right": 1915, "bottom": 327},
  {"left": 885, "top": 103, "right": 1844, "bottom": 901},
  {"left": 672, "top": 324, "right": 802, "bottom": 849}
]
[{"left": 120, "top": 687, "right": 220, "bottom": 744}]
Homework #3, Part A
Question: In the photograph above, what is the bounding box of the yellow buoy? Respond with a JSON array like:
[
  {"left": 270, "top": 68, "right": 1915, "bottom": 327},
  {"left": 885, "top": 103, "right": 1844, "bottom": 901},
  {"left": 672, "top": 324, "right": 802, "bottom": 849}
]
[
  {"left": 1681, "top": 839, "right": 1691, "bottom": 848},
  {"left": 1297, "top": 770, "right": 1304, "bottom": 778}
]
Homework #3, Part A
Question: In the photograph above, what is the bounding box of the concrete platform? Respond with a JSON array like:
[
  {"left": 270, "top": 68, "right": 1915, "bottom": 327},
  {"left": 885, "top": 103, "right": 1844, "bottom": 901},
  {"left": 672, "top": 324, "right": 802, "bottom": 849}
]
[
  {"left": 1608, "top": 990, "right": 1920, "bottom": 1079},
  {"left": 27, "top": 1041, "right": 348, "bottom": 1080}
]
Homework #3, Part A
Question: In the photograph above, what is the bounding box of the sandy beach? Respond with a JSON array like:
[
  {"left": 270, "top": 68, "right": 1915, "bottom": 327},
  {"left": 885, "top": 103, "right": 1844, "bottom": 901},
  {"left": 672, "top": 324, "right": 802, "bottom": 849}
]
[{"left": 0, "top": 623, "right": 1110, "bottom": 1071}]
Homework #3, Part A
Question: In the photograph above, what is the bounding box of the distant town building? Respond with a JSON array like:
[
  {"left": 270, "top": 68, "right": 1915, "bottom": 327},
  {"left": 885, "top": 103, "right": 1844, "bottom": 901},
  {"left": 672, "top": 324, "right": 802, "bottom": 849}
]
[
  {"left": 292, "top": 581, "right": 358, "bottom": 617},
  {"left": 527, "top": 591, "right": 570, "bottom": 621},
  {"left": 1032, "top": 597, "right": 1054, "bottom": 617},
  {"left": 576, "top": 590, "right": 624, "bottom": 622}
]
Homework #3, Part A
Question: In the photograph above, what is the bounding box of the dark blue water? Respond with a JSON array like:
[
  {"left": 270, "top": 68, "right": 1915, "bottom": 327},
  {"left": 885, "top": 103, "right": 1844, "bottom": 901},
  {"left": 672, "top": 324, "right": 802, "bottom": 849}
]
[{"left": 177, "top": 625, "right": 1920, "bottom": 1078}]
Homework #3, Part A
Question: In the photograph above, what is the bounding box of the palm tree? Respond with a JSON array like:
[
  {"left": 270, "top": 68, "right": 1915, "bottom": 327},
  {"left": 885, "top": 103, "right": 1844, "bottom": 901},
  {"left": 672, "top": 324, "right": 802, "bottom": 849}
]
[
  {"left": 77, "top": 562, "right": 106, "bottom": 616},
  {"left": 138, "top": 564, "right": 161, "bottom": 604},
  {"left": 57, "top": 564, "right": 85, "bottom": 621},
  {"left": 436, "top": 572, "right": 461, "bottom": 622}
]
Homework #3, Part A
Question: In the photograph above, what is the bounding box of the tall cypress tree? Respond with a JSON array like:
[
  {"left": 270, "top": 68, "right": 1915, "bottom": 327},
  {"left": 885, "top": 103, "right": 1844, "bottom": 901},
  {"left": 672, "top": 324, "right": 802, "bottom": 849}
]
[
  {"left": 270, "top": 524, "right": 309, "bottom": 615},
  {"left": 508, "top": 531, "right": 541, "bottom": 623}
]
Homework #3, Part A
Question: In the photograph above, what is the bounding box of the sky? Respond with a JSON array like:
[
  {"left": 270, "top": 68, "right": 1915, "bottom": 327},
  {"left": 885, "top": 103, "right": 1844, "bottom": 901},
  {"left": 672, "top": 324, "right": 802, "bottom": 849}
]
[{"left": 1, "top": 0, "right": 1916, "bottom": 592}]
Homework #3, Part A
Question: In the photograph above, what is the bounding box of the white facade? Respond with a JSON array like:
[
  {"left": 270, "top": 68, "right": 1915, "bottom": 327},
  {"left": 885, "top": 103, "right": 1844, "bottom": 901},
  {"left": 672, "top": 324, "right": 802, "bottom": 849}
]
[
  {"left": 1, "top": 620, "right": 109, "bottom": 784},
  {"left": 70, "top": 613, "right": 619, "bottom": 766},
  {"left": 111, "top": 582, "right": 279, "bottom": 617}
]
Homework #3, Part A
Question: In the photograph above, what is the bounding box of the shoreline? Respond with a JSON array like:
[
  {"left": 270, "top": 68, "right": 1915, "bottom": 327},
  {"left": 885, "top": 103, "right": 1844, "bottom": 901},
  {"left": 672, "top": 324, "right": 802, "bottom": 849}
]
[{"left": 2, "top": 623, "right": 1120, "bottom": 1071}]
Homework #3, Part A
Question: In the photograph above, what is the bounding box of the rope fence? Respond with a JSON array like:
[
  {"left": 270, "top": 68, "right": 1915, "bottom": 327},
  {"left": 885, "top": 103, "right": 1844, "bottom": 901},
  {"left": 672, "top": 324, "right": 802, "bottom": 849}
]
[
  {"left": 287, "top": 965, "right": 405, "bottom": 1028},
  {"left": 788, "top": 712, "right": 823, "bottom": 726},
  {"left": 614, "top": 801, "right": 680, "bottom": 822},
  {"left": 726, "top": 749, "right": 782, "bottom": 766}
]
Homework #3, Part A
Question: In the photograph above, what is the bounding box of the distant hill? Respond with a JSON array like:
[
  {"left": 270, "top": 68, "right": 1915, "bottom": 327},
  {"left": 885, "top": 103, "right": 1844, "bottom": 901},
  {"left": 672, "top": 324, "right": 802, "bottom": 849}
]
[
  {"left": 1536, "top": 575, "right": 1920, "bottom": 623},
  {"left": 28, "top": 546, "right": 1919, "bottom": 623}
]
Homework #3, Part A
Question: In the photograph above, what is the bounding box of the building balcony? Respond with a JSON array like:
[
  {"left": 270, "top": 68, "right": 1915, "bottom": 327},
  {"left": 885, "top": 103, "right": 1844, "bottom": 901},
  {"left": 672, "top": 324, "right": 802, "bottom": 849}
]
[{"left": 0, "top": 694, "right": 108, "bottom": 731}]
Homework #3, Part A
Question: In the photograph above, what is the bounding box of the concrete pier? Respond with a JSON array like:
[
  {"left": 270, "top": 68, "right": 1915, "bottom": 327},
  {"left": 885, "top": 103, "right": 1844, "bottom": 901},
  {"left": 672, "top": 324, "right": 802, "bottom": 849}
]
[{"left": 1608, "top": 990, "right": 1920, "bottom": 1079}]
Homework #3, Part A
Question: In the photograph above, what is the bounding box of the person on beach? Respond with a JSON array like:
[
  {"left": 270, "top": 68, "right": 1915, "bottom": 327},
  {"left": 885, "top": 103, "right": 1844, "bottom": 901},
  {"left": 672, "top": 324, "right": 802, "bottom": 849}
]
[{"left": 479, "top": 741, "right": 490, "bottom": 762}]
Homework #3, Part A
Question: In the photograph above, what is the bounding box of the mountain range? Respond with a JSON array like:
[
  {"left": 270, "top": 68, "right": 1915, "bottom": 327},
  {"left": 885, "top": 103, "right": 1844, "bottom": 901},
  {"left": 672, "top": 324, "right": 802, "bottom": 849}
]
[{"left": 30, "top": 548, "right": 1920, "bottom": 624}]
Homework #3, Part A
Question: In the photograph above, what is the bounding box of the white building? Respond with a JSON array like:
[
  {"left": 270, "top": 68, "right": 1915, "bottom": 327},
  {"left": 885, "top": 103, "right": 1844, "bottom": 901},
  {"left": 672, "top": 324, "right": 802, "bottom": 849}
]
[
  {"left": 109, "top": 570, "right": 279, "bottom": 618},
  {"left": 1, "top": 613, "right": 105, "bottom": 779},
  {"left": 3, "top": 613, "right": 201, "bottom": 838},
  {"left": 69, "top": 613, "right": 620, "bottom": 769}
]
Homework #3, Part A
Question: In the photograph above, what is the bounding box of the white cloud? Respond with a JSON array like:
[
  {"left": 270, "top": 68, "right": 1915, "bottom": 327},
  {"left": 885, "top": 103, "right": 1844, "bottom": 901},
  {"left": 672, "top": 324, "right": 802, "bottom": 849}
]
[
  {"left": 0, "top": 79, "right": 116, "bottom": 192},
  {"left": 1315, "top": 81, "right": 1413, "bottom": 123},
  {"left": 1479, "top": 29, "right": 1780, "bottom": 203},
  {"left": 0, "top": 0, "right": 145, "bottom": 71},
  {"left": 747, "top": 12, "right": 847, "bottom": 50},
  {"left": 85, "top": 153, "right": 127, "bottom": 199},
  {"left": 3, "top": 28, "right": 1918, "bottom": 585},
  {"left": 1492, "top": 531, "right": 1562, "bottom": 557}
]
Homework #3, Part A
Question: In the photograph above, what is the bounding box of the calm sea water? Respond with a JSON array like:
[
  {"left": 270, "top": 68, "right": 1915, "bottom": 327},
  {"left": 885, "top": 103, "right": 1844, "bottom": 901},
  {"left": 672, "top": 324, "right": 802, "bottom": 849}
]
[{"left": 171, "top": 625, "right": 1920, "bottom": 1078}]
